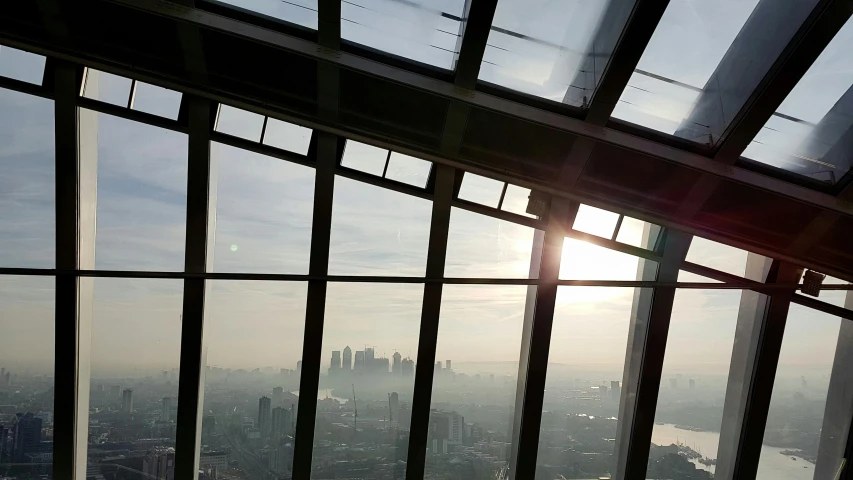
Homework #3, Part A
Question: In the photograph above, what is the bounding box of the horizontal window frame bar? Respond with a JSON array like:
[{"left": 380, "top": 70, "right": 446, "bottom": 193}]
[{"left": 77, "top": 96, "right": 187, "bottom": 133}]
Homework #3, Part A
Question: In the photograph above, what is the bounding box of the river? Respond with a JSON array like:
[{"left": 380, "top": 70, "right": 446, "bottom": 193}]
[{"left": 651, "top": 423, "right": 814, "bottom": 480}]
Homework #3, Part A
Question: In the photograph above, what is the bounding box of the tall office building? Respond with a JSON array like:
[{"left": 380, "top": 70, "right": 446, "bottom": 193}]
[
  {"left": 273, "top": 386, "right": 284, "bottom": 406},
  {"left": 343, "top": 346, "right": 352, "bottom": 371},
  {"left": 611, "top": 381, "right": 621, "bottom": 400},
  {"left": 365, "top": 348, "right": 375, "bottom": 369},
  {"left": 271, "top": 407, "right": 291, "bottom": 441},
  {"left": 296, "top": 360, "right": 302, "bottom": 373},
  {"left": 143, "top": 447, "right": 175, "bottom": 480},
  {"left": 392, "top": 352, "right": 402, "bottom": 375},
  {"left": 689, "top": 378, "right": 696, "bottom": 390},
  {"left": 3, "top": 372, "right": 10, "bottom": 387},
  {"left": 330, "top": 351, "right": 341, "bottom": 375},
  {"left": 401, "top": 358, "right": 415, "bottom": 378},
  {"left": 445, "top": 360, "right": 452, "bottom": 371},
  {"left": 121, "top": 389, "right": 134, "bottom": 414},
  {"left": 389, "top": 392, "right": 399, "bottom": 423},
  {"left": 354, "top": 351, "right": 365, "bottom": 370},
  {"left": 12, "top": 413, "right": 42, "bottom": 463},
  {"left": 434, "top": 361, "right": 442, "bottom": 374},
  {"left": 161, "top": 397, "right": 172, "bottom": 422},
  {"left": 258, "top": 396, "right": 272, "bottom": 438}
]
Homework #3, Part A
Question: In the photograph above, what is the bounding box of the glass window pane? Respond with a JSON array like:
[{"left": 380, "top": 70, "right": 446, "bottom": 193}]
[
  {"left": 425, "top": 284, "right": 528, "bottom": 478},
  {"left": 457, "top": 173, "right": 504, "bottom": 208},
  {"left": 199, "top": 280, "right": 307, "bottom": 478},
  {"left": 811, "top": 275, "right": 849, "bottom": 309},
  {"left": 647, "top": 289, "right": 742, "bottom": 479},
  {"left": 445, "top": 208, "right": 538, "bottom": 278},
  {"left": 328, "top": 177, "right": 432, "bottom": 275},
  {"left": 536, "top": 286, "right": 643, "bottom": 479},
  {"left": 82, "top": 69, "right": 133, "bottom": 107},
  {"left": 212, "top": 143, "right": 314, "bottom": 274},
  {"left": 500, "top": 184, "right": 536, "bottom": 218},
  {"left": 0, "top": 88, "right": 54, "bottom": 268},
  {"left": 215, "top": 104, "right": 264, "bottom": 142},
  {"left": 612, "top": 0, "right": 761, "bottom": 136},
  {"left": 87, "top": 278, "right": 183, "bottom": 479},
  {"left": 92, "top": 112, "right": 188, "bottom": 271},
  {"left": 216, "top": 0, "right": 318, "bottom": 29},
  {"left": 615, "top": 216, "right": 661, "bottom": 249},
  {"left": 0, "top": 46, "right": 45, "bottom": 85},
  {"left": 685, "top": 237, "right": 754, "bottom": 278},
  {"left": 757, "top": 304, "right": 843, "bottom": 479},
  {"left": 312, "top": 283, "right": 423, "bottom": 478},
  {"left": 0, "top": 275, "right": 54, "bottom": 478},
  {"left": 480, "top": 0, "right": 631, "bottom": 104},
  {"left": 340, "top": 140, "right": 388, "bottom": 176},
  {"left": 341, "top": 0, "right": 464, "bottom": 69},
  {"left": 677, "top": 270, "right": 722, "bottom": 283},
  {"left": 560, "top": 238, "right": 653, "bottom": 281},
  {"left": 742, "top": 17, "right": 853, "bottom": 183},
  {"left": 573, "top": 204, "right": 620, "bottom": 239},
  {"left": 131, "top": 82, "right": 182, "bottom": 120},
  {"left": 384, "top": 152, "right": 431, "bottom": 187},
  {"left": 262, "top": 118, "right": 312, "bottom": 155}
]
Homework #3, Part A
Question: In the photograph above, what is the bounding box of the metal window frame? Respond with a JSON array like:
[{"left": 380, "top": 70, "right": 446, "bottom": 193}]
[{"left": 3, "top": 23, "right": 853, "bottom": 480}]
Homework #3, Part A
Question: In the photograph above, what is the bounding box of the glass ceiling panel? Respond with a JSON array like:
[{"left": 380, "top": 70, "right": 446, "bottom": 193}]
[
  {"left": 341, "top": 0, "right": 464, "bottom": 70},
  {"left": 216, "top": 0, "right": 318, "bottom": 29},
  {"left": 742, "top": 17, "right": 853, "bottom": 184},
  {"left": 0, "top": 45, "right": 45, "bottom": 85},
  {"left": 480, "top": 0, "right": 635, "bottom": 104},
  {"left": 612, "top": 0, "right": 761, "bottom": 137}
]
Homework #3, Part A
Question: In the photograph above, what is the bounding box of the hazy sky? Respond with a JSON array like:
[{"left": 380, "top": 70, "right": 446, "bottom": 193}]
[{"left": 0, "top": 8, "right": 850, "bottom": 388}]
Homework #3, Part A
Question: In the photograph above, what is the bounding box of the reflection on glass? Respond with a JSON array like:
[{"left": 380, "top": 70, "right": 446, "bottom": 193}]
[
  {"left": 341, "top": 0, "right": 464, "bottom": 69},
  {"left": 384, "top": 152, "right": 431, "bottom": 187},
  {"left": 615, "top": 216, "right": 661, "bottom": 249},
  {"left": 536, "top": 286, "right": 641, "bottom": 479},
  {"left": 684, "top": 237, "right": 753, "bottom": 278},
  {"left": 216, "top": 0, "right": 318, "bottom": 29},
  {"left": 0, "top": 88, "right": 54, "bottom": 268},
  {"left": 328, "top": 177, "right": 432, "bottom": 276},
  {"left": 131, "top": 82, "right": 182, "bottom": 120},
  {"left": 312, "top": 283, "right": 423, "bottom": 479},
  {"left": 425, "top": 284, "right": 527, "bottom": 479},
  {"left": 445, "top": 208, "right": 537, "bottom": 278},
  {"left": 216, "top": 104, "right": 264, "bottom": 142},
  {"left": 92, "top": 112, "right": 188, "bottom": 271},
  {"left": 756, "top": 304, "right": 843, "bottom": 479},
  {"left": 87, "top": 278, "right": 183, "bottom": 480},
  {"left": 0, "top": 46, "right": 45, "bottom": 85},
  {"left": 212, "top": 143, "right": 314, "bottom": 274},
  {"left": 200, "top": 281, "right": 307, "bottom": 479},
  {"left": 612, "top": 0, "right": 761, "bottom": 136},
  {"left": 340, "top": 140, "right": 387, "bottom": 176},
  {"left": 573, "top": 204, "right": 620, "bottom": 239},
  {"left": 743, "top": 18, "right": 853, "bottom": 183},
  {"left": 500, "top": 184, "right": 535, "bottom": 218},
  {"left": 0, "top": 275, "right": 54, "bottom": 479},
  {"left": 82, "top": 69, "right": 133, "bottom": 107},
  {"left": 457, "top": 173, "right": 504, "bottom": 208},
  {"left": 646, "top": 289, "right": 742, "bottom": 480},
  {"left": 676, "top": 270, "right": 722, "bottom": 283},
  {"left": 262, "top": 118, "right": 312, "bottom": 155},
  {"left": 480, "top": 0, "right": 631, "bottom": 104},
  {"left": 560, "top": 238, "right": 652, "bottom": 281}
]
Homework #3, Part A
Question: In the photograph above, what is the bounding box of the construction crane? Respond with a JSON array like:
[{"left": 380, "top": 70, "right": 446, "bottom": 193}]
[{"left": 352, "top": 384, "right": 358, "bottom": 432}]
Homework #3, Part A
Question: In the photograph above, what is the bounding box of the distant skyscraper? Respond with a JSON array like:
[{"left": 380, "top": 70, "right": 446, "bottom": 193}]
[
  {"left": 330, "top": 351, "right": 341, "bottom": 375},
  {"left": 434, "top": 361, "right": 442, "bottom": 374},
  {"left": 402, "top": 358, "right": 415, "bottom": 377},
  {"left": 161, "top": 397, "right": 172, "bottom": 422},
  {"left": 354, "top": 351, "right": 365, "bottom": 370},
  {"left": 0, "top": 368, "right": 4, "bottom": 382},
  {"left": 296, "top": 361, "right": 302, "bottom": 373},
  {"left": 389, "top": 392, "right": 399, "bottom": 423},
  {"left": 365, "top": 348, "right": 375, "bottom": 369},
  {"left": 271, "top": 407, "right": 291, "bottom": 441},
  {"left": 273, "top": 387, "right": 284, "bottom": 406},
  {"left": 445, "top": 360, "right": 452, "bottom": 371},
  {"left": 689, "top": 378, "right": 696, "bottom": 390},
  {"left": 3, "top": 372, "right": 10, "bottom": 387},
  {"left": 343, "top": 346, "right": 352, "bottom": 371},
  {"left": 392, "top": 352, "right": 402, "bottom": 375},
  {"left": 12, "top": 413, "right": 42, "bottom": 462},
  {"left": 258, "top": 396, "right": 272, "bottom": 438},
  {"left": 121, "top": 389, "right": 134, "bottom": 414},
  {"left": 669, "top": 378, "right": 678, "bottom": 389},
  {"left": 611, "top": 381, "right": 621, "bottom": 400}
]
